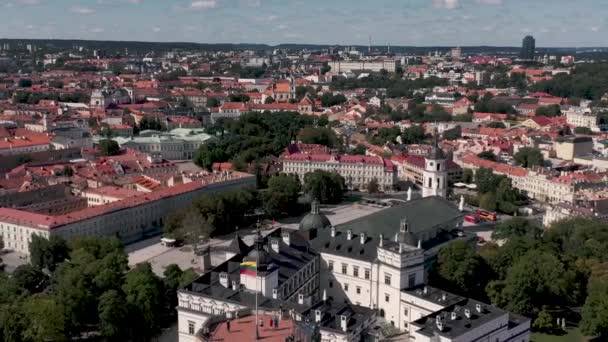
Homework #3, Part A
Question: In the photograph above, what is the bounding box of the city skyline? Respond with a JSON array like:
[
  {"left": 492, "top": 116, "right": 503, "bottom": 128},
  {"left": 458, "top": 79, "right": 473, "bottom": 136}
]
[{"left": 0, "top": 0, "right": 607, "bottom": 47}]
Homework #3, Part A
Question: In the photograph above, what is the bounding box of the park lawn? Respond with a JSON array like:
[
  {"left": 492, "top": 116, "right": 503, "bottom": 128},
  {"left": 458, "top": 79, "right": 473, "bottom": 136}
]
[{"left": 531, "top": 327, "right": 587, "bottom": 342}]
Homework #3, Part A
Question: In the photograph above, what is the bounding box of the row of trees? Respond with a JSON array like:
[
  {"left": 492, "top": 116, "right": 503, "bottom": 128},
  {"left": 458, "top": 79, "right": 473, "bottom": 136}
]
[
  {"left": 430, "top": 217, "right": 608, "bottom": 338},
  {"left": 0, "top": 236, "right": 197, "bottom": 341}
]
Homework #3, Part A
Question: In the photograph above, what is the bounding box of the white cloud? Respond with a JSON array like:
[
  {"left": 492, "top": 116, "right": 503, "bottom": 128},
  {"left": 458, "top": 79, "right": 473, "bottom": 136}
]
[
  {"left": 190, "top": 0, "right": 217, "bottom": 9},
  {"left": 591, "top": 26, "right": 600, "bottom": 32},
  {"left": 71, "top": 6, "right": 96, "bottom": 14},
  {"left": 17, "top": 0, "right": 41, "bottom": 5},
  {"left": 476, "top": 0, "right": 502, "bottom": 5},
  {"left": 152, "top": 27, "right": 161, "bottom": 32},
  {"left": 433, "top": 0, "right": 459, "bottom": 9}
]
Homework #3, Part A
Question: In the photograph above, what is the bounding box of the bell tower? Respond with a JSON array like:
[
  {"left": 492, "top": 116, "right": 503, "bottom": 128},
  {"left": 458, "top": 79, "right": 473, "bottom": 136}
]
[{"left": 422, "top": 131, "right": 448, "bottom": 198}]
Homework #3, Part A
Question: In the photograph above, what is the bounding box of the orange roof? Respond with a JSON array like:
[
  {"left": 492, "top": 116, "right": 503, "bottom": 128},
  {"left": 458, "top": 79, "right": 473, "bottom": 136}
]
[{"left": 0, "top": 172, "right": 253, "bottom": 230}]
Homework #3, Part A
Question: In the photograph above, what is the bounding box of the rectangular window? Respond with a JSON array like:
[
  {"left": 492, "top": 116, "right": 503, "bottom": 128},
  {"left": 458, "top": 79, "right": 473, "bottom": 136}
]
[
  {"left": 364, "top": 268, "right": 370, "bottom": 280},
  {"left": 353, "top": 266, "right": 359, "bottom": 277},
  {"left": 408, "top": 273, "right": 416, "bottom": 288},
  {"left": 188, "top": 321, "right": 195, "bottom": 335},
  {"left": 344, "top": 283, "right": 349, "bottom": 292},
  {"left": 356, "top": 286, "right": 361, "bottom": 294},
  {"left": 384, "top": 273, "right": 392, "bottom": 286},
  {"left": 342, "top": 263, "right": 347, "bottom": 275},
  {"left": 385, "top": 294, "right": 390, "bottom": 302},
  {"left": 328, "top": 261, "right": 334, "bottom": 271}
]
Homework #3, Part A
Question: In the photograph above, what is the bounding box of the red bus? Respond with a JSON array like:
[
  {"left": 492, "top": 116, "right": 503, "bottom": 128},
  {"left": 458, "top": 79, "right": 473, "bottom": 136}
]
[
  {"left": 464, "top": 215, "right": 479, "bottom": 223},
  {"left": 476, "top": 210, "right": 497, "bottom": 221}
]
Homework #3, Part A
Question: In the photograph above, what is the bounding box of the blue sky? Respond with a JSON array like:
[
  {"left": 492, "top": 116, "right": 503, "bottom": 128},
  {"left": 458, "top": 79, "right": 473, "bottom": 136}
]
[{"left": 0, "top": 0, "right": 607, "bottom": 47}]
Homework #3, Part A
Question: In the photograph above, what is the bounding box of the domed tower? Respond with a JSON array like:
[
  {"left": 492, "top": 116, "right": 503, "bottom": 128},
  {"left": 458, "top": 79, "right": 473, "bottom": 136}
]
[
  {"left": 298, "top": 200, "right": 331, "bottom": 240},
  {"left": 240, "top": 231, "right": 278, "bottom": 297},
  {"left": 396, "top": 217, "right": 418, "bottom": 247},
  {"left": 422, "top": 131, "right": 448, "bottom": 198}
]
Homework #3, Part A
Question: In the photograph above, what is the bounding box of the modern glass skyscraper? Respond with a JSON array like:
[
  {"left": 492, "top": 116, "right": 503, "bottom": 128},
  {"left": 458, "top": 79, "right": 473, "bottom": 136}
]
[{"left": 521, "top": 35, "right": 536, "bottom": 60}]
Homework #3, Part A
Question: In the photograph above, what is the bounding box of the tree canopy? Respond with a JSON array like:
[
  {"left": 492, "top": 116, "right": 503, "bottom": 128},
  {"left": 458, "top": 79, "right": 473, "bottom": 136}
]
[{"left": 303, "top": 170, "right": 346, "bottom": 204}]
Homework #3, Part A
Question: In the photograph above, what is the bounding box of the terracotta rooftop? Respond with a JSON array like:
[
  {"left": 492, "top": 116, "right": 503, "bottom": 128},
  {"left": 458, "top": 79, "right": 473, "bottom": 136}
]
[{"left": 209, "top": 314, "right": 295, "bottom": 342}]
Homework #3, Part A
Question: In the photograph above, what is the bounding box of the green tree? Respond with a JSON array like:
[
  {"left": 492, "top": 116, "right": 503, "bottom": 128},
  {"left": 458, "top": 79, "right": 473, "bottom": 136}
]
[
  {"left": 536, "top": 104, "right": 561, "bottom": 117},
  {"left": 98, "top": 139, "right": 120, "bottom": 156},
  {"left": 477, "top": 150, "right": 497, "bottom": 161},
  {"left": 475, "top": 168, "right": 502, "bottom": 194},
  {"left": 486, "top": 121, "right": 506, "bottom": 129},
  {"left": 575, "top": 127, "right": 593, "bottom": 135},
  {"left": 298, "top": 127, "right": 340, "bottom": 148},
  {"left": 352, "top": 144, "right": 367, "bottom": 155},
  {"left": 580, "top": 278, "right": 608, "bottom": 338},
  {"left": 12, "top": 264, "right": 46, "bottom": 294},
  {"left": 29, "top": 235, "right": 70, "bottom": 272},
  {"left": 514, "top": 147, "right": 544, "bottom": 168},
  {"left": 22, "top": 294, "right": 68, "bottom": 342},
  {"left": 17, "top": 79, "right": 32, "bottom": 88},
  {"left": 401, "top": 125, "right": 426, "bottom": 144},
  {"left": 263, "top": 174, "right": 301, "bottom": 217},
  {"left": 98, "top": 290, "right": 129, "bottom": 340},
  {"left": 367, "top": 178, "right": 380, "bottom": 195},
  {"left": 487, "top": 250, "right": 565, "bottom": 317},
  {"left": 123, "top": 263, "right": 165, "bottom": 339},
  {"left": 479, "top": 192, "right": 497, "bottom": 212},
  {"left": 533, "top": 307, "right": 555, "bottom": 332},
  {"left": 304, "top": 170, "right": 345, "bottom": 204},
  {"left": 492, "top": 217, "right": 542, "bottom": 241},
  {"left": 431, "top": 240, "right": 491, "bottom": 299}
]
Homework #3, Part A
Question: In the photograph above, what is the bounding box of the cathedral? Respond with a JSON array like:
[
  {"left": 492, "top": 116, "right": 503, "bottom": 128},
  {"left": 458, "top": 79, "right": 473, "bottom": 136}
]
[{"left": 177, "top": 197, "right": 530, "bottom": 342}]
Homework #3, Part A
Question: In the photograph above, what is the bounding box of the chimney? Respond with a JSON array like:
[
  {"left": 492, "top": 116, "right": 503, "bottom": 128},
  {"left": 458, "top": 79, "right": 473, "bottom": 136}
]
[
  {"left": 322, "top": 289, "right": 327, "bottom": 302},
  {"left": 340, "top": 315, "right": 348, "bottom": 332},
  {"left": 423, "top": 286, "right": 428, "bottom": 295},
  {"left": 315, "top": 310, "right": 322, "bottom": 323},
  {"left": 464, "top": 308, "right": 471, "bottom": 319},
  {"left": 475, "top": 304, "right": 483, "bottom": 313},
  {"left": 219, "top": 272, "right": 229, "bottom": 288},
  {"left": 231, "top": 281, "right": 238, "bottom": 291},
  {"left": 436, "top": 317, "right": 444, "bottom": 331},
  {"left": 272, "top": 288, "right": 278, "bottom": 299},
  {"left": 379, "top": 233, "right": 384, "bottom": 247},
  {"left": 451, "top": 312, "right": 457, "bottom": 320},
  {"left": 271, "top": 239, "right": 280, "bottom": 253},
  {"left": 360, "top": 232, "right": 366, "bottom": 245},
  {"left": 282, "top": 231, "right": 290, "bottom": 246},
  {"left": 298, "top": 294, "right": 304, "bottom": 305},
  {"left": 346, "top": 229, "right": 353, "bottom": 240},
  {"left": 330, "top": 226, "right": 336, "bottom": 237}
]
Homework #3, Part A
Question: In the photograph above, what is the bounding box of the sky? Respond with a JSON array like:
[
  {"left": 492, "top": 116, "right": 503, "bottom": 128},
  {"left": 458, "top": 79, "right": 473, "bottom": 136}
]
[{"left": 0, "top": 0, "right": 607, "bottom": 47}]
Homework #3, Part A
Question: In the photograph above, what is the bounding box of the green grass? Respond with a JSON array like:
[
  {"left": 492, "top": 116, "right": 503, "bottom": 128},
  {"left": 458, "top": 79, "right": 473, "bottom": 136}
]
[{"left": 531, "top": 327, "right": 586, "bottom": 342}]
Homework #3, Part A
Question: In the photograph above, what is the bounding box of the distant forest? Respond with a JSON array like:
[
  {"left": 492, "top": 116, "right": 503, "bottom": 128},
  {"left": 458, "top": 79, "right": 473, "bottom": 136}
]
[{"left": 1, "top": 38, "right": 607, "bottom": 57}]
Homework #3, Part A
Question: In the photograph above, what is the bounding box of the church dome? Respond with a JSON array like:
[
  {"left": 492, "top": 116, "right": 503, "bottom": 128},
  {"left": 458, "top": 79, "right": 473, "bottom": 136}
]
[
  {"left": 299, "top": 201, "right": 331, "bottom": 231},
  {"left": 246, "top": 232, "right": 270, "bottom": 271}
]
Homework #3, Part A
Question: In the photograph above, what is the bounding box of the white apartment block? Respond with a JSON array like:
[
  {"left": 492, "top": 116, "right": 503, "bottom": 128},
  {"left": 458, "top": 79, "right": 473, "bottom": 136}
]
[
  {"left": 281, "top": 154, "right": 398, "bottom": 191},
  {"left": 565, "top": 108, "right": 599, "bottom": 131},
  {"left": 328, "top": 59, "right": 400, "bottom": 73},
  {"left": 0, "top": 174, "right": 255, "bottom": 255}
]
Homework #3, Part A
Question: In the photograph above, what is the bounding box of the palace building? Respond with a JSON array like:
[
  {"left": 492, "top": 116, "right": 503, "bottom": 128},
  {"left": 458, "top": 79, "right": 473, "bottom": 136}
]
[{"left": 177, "top": 198, "right": 530, "bottom": 342}]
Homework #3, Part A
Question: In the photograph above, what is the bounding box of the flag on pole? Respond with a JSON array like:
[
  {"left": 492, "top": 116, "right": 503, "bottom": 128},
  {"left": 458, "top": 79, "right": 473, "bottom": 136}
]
[{"left": 240, "top": 260, "right": 257, "bottom": 276}]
